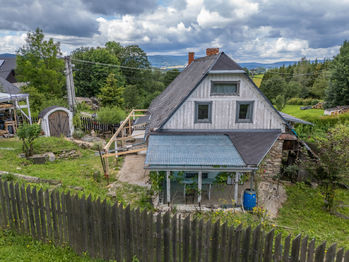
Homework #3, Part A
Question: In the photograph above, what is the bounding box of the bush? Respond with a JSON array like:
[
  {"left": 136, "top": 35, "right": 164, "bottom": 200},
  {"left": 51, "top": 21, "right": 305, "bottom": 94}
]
[
  {"left": 96, "top": 106, "right": 126, "bottom": 124},
  {"left": 73, "top": 128, "right": 85, "bottom": 139},
  {"left": 287, "top": 97, "right": 321, "bottom": 105},
  {"left": 17, "top": 124, "right": 41, "bottom": 157}
]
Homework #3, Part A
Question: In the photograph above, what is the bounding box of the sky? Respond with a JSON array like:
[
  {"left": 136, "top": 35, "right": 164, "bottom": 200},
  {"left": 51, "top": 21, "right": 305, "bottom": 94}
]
[{"left": 0, "top": 0, "right": 348, "bottom": 62}]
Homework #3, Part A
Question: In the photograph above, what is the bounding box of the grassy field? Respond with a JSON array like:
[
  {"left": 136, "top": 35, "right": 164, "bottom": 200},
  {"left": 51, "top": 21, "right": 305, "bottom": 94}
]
[
  {"left": 0, "top": 137, "right": 150, "bottom": 208},
  {"left": 0, "top": 229, "right": 100, "bottom": 262},
  {"left": 252, "top": 74, "right": 263, "bottom": 87},
  {"left": 282, "top": 104, "right": 324, "bottom": 119}
]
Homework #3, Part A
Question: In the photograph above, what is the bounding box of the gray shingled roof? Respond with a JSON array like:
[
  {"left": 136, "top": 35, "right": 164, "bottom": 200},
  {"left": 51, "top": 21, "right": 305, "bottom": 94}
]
[
  {"left": 0, "top": 77, "right": 20, "bottom": 94},
  {"left": 210, "top": 52, "right": 244, "bottom": 71},
  {"left": 147, "top": 54, "right": 220, "bottom": 131},
  {"left": 227, "top": 130, "right": 281, "bottom": 165},
  {"left": 0, "top": 57, "right": 16, "bottom": 80}
]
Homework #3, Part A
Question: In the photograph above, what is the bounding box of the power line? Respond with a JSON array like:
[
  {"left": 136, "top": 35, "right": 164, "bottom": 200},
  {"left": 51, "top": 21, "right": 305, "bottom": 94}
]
[{"left": 71, "top": 58, "right": 183, "bottom": 74}]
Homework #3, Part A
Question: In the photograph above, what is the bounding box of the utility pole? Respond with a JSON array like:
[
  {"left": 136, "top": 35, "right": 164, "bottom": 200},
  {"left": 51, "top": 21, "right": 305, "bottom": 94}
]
[{"left": 65, "top": 56, "right": 76, "bottom": 112}]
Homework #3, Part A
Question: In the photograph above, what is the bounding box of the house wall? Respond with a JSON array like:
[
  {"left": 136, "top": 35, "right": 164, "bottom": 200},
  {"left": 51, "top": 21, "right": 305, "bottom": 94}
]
[{"left": 162, "top": 73, "right": 285, "bottom": 131}]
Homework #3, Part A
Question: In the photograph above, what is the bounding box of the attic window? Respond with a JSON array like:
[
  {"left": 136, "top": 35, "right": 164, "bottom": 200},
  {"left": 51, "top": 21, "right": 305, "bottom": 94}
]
[
  {"left": 211, "top": 81, "right": 239, "bottom": 96},
  {"left": 236, "top": 101, "right": 254, "bottom": 123},
  {"left": 195, "top": 101, "right": 212, "bottom": 123}
]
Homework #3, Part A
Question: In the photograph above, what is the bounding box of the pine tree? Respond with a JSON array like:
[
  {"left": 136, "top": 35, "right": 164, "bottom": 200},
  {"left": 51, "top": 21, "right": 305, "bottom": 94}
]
[
  {"left": 325, "top": 41, "right": 349, "bottom": 108},
  {"left": 98, "top": 73, "right": 125, "bottom": 107}
]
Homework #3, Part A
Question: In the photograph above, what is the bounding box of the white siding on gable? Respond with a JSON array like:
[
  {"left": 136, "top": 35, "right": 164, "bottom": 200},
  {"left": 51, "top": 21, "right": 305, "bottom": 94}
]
[{"left": 162, "top": 73, "right": 285, "bottom": 132}]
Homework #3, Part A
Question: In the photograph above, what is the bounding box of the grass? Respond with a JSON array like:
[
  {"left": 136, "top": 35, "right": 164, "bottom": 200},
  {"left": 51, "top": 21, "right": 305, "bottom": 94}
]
[
  {"left": 282, "top": 104, "right": 324, "bottom": 119},
  {"left": 0, "top": 229, "right": 100, "bottom": 261},
  {"left": 252, "top": 74, "right": 263, "bottom": 87},
  {"left": 194, "top": 183, "right": 349, "bottom": 249},
  {"left": 0, "top": 137, "right": 151, "bottom": 208}
]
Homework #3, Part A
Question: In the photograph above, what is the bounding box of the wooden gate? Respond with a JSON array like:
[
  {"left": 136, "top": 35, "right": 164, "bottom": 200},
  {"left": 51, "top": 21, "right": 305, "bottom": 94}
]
[{"left": 48, "top": 110, "right": 70, "bottom": 137}]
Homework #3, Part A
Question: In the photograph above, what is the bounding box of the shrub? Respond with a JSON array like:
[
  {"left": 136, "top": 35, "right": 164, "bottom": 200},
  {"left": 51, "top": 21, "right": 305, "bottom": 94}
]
[
  {"left": 287, "top": 97, "right": 321, "bottom": 105},
  {"left": 73, "top": 128, "right": 85, "bottom": 139},
  {"left": 96, "top": 106, "right": 126, "bottom": 124},
  {"left": 17, "top": 124, "right": 41, "bottom": 157}
]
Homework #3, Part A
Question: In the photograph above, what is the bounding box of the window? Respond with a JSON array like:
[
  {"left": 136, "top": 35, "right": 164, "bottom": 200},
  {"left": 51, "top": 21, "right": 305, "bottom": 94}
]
[
  {"left": 211, "top": 81, "right": 239, "bottom": 96},
  {"left": 195, "top": 101, "right": 212, "bottom": 123},
  {"left": 236, "top": 101, "right": 254, "bottom": 123}
]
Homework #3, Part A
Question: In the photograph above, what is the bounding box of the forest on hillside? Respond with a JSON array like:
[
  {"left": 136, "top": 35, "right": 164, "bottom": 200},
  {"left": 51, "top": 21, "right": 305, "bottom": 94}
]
[{"left": 259, "top": 41, "right": 349, "bottom": 109}]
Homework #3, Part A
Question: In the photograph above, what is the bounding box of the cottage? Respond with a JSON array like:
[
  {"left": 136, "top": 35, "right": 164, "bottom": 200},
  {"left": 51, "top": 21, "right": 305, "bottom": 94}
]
[{"left": 144, "top": 48, "right": 306, "bottom": 207}]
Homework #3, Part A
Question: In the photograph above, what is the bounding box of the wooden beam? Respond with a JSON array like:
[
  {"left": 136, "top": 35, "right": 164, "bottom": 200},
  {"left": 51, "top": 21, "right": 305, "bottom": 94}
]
[
  {"left": 234, "top": 172, "right": 240, "bottom": 206},
  {"left": 198, "top": 171, "right": 202, "bottom": 204},
  {"left": 166, "top": 171, "right": 171, "bottom": 205},
  {"left": 102, "top": 147, "right": 147, "bottom": 158}
]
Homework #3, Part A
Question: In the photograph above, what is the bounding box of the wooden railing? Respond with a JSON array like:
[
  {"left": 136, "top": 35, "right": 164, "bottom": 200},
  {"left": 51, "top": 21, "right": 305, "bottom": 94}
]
[{"left": 103, "top": 109, "right": 148, "bottom": 176}]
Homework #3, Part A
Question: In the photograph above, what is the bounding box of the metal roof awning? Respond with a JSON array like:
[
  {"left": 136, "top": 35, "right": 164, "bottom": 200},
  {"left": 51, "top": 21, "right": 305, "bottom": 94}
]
[
  {"left": 0, "top": 92, "right": 29, "bottom": 103},
  {"left": 145, "top": 134, "right": 249, "bottom": 171}
]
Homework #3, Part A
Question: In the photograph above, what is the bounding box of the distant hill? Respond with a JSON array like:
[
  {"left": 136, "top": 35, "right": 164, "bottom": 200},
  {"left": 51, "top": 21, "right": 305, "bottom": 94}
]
[
  {"left": 148, "top": 55, "right": 322, "bottom": 70},
  {"left": 0, "top": 53, "right": 16, "bottom": 58}
]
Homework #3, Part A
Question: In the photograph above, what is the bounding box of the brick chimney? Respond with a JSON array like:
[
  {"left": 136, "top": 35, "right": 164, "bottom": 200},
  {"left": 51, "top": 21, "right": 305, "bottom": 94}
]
[
  {"left": 206, "top": 48, "right": 219, "bottom": 56},
  {"left": 188, "top": 52, "right": 195, "bottom": 65}
]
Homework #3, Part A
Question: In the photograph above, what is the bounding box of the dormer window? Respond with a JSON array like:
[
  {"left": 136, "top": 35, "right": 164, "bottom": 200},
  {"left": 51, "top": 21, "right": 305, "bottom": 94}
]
[
  {"left": 211, "top": 81, "right": 239, "bottom": 96},
  {"left": 236, "top": 101, "right": 254, "bottom": 123},
  {"left": 195, "top": 101, "right": 212, "bottom": 123}
]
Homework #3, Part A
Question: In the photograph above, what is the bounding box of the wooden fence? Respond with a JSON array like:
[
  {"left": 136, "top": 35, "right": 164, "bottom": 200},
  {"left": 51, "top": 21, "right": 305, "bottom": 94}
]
[
  {"left": 80, "top": 117, "right": 120, "bottom": 134},
  {"left": 0, "top": 179, "right": 348, "bottom": 262}
]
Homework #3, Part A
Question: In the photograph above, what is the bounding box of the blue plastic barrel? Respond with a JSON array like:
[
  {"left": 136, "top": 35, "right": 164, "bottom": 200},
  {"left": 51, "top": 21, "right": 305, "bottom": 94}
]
[{"left": 243, "top": 189, "right": 256, "bottom": 211}]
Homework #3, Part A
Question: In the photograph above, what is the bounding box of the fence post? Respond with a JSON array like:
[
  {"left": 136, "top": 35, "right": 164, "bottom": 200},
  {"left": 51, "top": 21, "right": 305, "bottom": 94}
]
[
  {"left": 299, "top": 236, "right": 308, "bottom": 262},
  {"left": 220, "top": 222, "right": 228, "bottom": 262},
  {"left": 306, "top": 239, "right": 315, "bottom": 262},
  {"left": 20, "top": 185, "right": 29, "bottom": 233},
  {"left": 233, "top": 224, "right": 243, "bottom": 262},
  {"left": 314, "top": 242, "right": 326, "bottom": 262},
  {"left": 14, "top": 183, "right": 24, "bottom": 233},
  {"left": 283, "top": 235, "right": 291, "bottom": 262},
  {"left": 38, "top": 188, "right": 46, "bottom": 241},
  {"left": 290, "top": 234, "right": 301, "bottom": 262},
  {"left": 211, "top": 220, "right": 220, "bottom": 262},
  {"left": 274, "top": 233, "right": 283, "bottom": 262},
  {"left": 326, "top": 243, "right": 336, "bottom": 262},
  {"left": 26, "top": 185, "right": 35, "bottom": 239},
  {"left": 0, "top": 180, "right": 8, "bottom": 227},
  {"left": 251, "top": 224, "right": 261, "bottom": 262},
  {"left": 164, "top": 211, "right": 170, "bottom": 262},
  {"left": 335, "top": 248, "right": 344, "bottom": 262},
  {"left": 242, "top": 226, "right": 251, "bottom": 262}
]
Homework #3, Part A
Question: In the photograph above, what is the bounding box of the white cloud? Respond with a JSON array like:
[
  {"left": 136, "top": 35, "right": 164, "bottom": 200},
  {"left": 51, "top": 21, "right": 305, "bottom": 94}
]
[{"left": 0, "top": 32, "right": 26, "bottom": 53}]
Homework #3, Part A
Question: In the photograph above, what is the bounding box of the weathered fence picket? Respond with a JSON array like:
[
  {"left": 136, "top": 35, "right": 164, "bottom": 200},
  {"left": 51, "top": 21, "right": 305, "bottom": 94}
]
[{"left": 0, "top": 180, "right": 347, "bottom": 262}]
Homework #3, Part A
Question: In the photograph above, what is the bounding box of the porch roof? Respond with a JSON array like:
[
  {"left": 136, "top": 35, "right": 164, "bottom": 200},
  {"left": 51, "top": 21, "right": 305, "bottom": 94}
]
[{"left": 145, "top": 134, "right": 246, "bottom": 170}]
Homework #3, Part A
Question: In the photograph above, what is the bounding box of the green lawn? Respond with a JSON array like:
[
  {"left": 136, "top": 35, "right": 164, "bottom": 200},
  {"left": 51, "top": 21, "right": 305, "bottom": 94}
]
[
  {"left": 282, "top": 104, "right": 324, "bottom": 119},
  {"left": 0, "top": 137, "right": 150, "bottom": 208},
  {"left": 194, "top": 183, "right": 349, "bottom": 249},
  {"left": 0, "top": 229, "right": 100, "bottom": 262}
]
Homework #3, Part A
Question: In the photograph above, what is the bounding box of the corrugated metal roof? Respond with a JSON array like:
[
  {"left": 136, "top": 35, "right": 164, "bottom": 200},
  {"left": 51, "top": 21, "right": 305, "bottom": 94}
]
[{"left": 145, "top": 134, "right": 245, "bottom": 168}]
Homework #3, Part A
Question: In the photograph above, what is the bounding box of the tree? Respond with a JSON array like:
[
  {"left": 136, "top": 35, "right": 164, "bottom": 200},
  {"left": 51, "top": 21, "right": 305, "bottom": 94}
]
[
  {"left": 163, "top": 69, "right": 180, "bottom": 87},
  {"left": 17, "top": 124, "right": 41, "bottom": 157},
  {"left": 274, "top": 94, "right": 286, "bottom": 111},
  {"left": 301, "top": 125, "right": 349, "bottom": 212},
  {"left": 72, "top": 46, "right": 124, "bottom": 97},
  {"left": 325, "top": 41, "right": 349, "bottom": 108},
  {"left": 310, "top": 72, "right": 328, "bottom": 98},
  {"left": 260, "top": 75, "right": 287, "bottom": 101},
  {"left": 16, "top": 28, "right": 65, "bottom": 112},
  {"left": 98, "top": 73, "right": 125, "bottom": 107}
]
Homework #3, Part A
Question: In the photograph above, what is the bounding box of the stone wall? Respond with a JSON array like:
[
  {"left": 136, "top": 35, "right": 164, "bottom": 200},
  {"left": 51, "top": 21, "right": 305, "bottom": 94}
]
[{"left": 258, "top": 139, "right": 283, "bottom": 178}]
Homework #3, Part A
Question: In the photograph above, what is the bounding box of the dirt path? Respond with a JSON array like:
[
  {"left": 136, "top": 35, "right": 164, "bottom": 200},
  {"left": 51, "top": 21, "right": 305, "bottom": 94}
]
[{"left": 117, "top": 154, "right": 149, "bottom": 187}]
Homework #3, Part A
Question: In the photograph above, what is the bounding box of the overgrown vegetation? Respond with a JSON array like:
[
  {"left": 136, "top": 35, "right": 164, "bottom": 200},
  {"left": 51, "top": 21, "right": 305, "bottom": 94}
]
[
  {"left": 0, "top": 229, "right": 99, "bottom": 261},
  {"left": 300, "top": 125, "right": 349, "bottom": 212},
  {"left": 96, "top": 106, "right": 126, "bottom": 124}
]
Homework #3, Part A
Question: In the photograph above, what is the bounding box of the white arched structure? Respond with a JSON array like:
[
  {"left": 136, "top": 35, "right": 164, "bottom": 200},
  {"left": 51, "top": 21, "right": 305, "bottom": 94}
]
[{"left": 39, "top": 106, "right": 74, "bottom": 137}]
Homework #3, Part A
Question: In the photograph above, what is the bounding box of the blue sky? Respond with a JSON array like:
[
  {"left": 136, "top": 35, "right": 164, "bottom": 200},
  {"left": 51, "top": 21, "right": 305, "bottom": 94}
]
[{"left": 0, "top": 0, "right": 348, "bottom": 62}]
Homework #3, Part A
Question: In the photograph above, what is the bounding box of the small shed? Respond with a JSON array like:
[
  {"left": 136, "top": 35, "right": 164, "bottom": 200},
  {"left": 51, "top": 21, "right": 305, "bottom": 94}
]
[{"left": 39, "top": 106, "right": 74, "bottom": 137}]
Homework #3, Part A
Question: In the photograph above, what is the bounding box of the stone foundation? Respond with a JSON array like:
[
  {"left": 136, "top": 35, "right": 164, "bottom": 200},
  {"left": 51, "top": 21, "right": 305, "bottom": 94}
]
[{"left": 258, "top": 139, "right": 283, "bottom": 177}]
